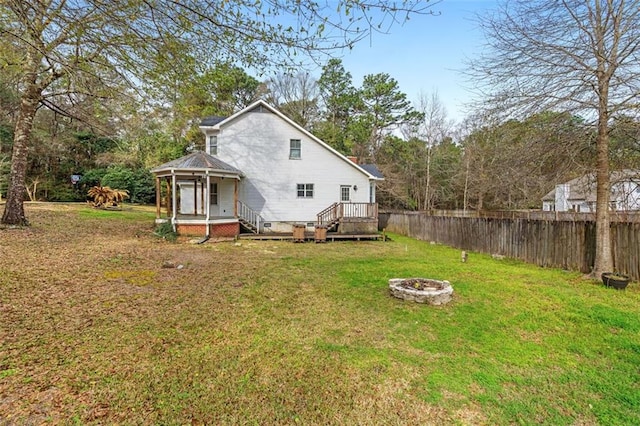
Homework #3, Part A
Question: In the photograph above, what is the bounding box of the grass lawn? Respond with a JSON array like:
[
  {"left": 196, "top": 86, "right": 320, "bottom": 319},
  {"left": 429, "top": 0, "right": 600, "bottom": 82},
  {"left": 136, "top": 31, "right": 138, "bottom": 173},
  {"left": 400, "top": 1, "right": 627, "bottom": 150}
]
[{"left": 1, "top": 202, "right": 639, "bottom": 425}]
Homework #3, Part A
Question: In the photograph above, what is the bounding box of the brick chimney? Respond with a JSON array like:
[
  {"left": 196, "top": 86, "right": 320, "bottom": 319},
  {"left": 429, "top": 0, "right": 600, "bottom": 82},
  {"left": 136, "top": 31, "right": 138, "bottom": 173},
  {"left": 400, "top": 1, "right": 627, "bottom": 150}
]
[{"left": 346, "top": 156, "right": 358, "bottom": 164}]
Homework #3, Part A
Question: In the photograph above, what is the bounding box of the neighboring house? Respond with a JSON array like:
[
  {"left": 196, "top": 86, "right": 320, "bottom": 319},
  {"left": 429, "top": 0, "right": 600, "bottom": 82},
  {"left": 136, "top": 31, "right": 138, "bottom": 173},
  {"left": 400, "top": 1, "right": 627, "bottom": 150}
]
[
  {"left": 151, "top": 100, "right": 382, "bottom": 237},
  {"left": 542, "top": 170, "right": 640, "bottom": 212}
]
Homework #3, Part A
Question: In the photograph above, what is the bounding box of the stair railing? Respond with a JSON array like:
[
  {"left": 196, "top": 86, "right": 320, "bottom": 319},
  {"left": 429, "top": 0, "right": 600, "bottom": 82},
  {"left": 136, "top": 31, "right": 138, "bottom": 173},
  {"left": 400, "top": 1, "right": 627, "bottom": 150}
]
[
  {"left": 316, "top": 202, "right": 339, "bottom": 226},
  {"left": 237, "top": 200, "right": 262, "bottom": 234}
]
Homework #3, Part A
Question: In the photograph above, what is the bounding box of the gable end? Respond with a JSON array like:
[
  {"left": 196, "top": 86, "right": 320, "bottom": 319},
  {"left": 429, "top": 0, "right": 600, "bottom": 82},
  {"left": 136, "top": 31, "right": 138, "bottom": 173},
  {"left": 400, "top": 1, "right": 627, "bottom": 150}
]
[{"left": 249, "top": 104, "right": 272, "bottom": 114}]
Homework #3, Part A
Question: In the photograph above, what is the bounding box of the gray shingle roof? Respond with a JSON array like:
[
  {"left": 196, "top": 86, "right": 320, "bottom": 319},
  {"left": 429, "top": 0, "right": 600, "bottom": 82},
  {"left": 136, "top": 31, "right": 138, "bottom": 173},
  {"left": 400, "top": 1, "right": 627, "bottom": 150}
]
[
  {"left": 359, "top": 164, "right": 384, "bottom": 179},
  {"left": 151, "top": 151, "right": 242, "bottom": 175},
  {"left": 200, "top": 116, "right": 226, "bottom": 126},
  {"left": 541, "top": 189, "right": 555, "bottom": 201}
]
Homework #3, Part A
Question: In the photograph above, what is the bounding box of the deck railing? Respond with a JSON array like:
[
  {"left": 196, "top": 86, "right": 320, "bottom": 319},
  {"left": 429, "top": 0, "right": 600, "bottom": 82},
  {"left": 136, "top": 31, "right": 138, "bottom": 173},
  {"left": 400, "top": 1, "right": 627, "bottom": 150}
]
[
  {"left": 317, "top": 202, "right": 378, "bottom": 226},
  {"left": 237, "top": 200, "right": 262, "bottom": 233},
  {"left": 341, "top": 202, "right": 378, "bottom": 219}
]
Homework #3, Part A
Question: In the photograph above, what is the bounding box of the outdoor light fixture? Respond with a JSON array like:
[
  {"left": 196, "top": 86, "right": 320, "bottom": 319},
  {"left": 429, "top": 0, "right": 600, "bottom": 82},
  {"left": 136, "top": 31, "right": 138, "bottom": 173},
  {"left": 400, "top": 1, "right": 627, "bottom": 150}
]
[{"left": 353, "top": 185, "right": 358, "bottom": 191}]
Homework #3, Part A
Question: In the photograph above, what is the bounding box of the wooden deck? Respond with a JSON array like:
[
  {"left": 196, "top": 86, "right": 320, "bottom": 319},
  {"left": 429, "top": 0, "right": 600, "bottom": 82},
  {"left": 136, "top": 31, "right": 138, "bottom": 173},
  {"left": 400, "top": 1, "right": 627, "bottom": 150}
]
[{"left": 238, "top": 232, "right": 384, "bottom": 242}]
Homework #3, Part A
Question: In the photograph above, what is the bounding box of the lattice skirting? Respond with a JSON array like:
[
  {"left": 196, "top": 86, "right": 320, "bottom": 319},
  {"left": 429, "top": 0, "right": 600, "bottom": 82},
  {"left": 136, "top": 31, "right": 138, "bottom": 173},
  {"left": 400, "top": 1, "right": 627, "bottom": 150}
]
[{"left": 176, "top": 222, "right": 239, "bottom": 237}]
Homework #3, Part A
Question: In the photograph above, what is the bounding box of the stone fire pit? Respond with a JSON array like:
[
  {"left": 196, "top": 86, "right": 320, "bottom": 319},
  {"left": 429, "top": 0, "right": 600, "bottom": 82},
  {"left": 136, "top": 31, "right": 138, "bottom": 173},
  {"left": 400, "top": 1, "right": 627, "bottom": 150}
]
[{"left": 389, "top": 278, "right": 453, "bottom": 305}]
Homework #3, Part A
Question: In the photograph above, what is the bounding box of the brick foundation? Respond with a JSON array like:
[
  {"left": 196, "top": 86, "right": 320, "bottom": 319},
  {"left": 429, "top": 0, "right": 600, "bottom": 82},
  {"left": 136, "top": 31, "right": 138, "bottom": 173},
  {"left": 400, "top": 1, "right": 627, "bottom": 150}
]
[
  {"left": 176, "top": 224, "right": 207, "bottom": 236},
  {"left": 210, "top": 222, "right": 239, "bottom": 237},
  {"left": 176, "top": 222, "right": 239, "bottom": 237}
]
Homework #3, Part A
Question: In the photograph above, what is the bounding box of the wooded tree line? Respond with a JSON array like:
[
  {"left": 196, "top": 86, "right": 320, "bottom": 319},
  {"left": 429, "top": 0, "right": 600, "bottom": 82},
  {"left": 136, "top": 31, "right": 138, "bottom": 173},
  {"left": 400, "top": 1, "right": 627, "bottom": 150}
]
[{"left": 3, "top": 55, "right": 639, "bottom": 213}]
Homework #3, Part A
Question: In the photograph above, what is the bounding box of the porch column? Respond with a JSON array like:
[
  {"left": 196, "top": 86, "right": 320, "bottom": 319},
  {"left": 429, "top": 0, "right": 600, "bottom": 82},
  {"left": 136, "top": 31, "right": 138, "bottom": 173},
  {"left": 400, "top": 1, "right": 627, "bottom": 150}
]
[
  {"left": 165, "top": 179, "right": 171, "bottom": 217},
  {"left": 200, "top": 178, "right": 205, "bottom": 216},
  {"left": 155, "top": 177, "right": 161, "bottom": 219},
  {"left": 171, "top": 174, "right": 177, "bottom": 230},
  {"left": 234, "top": 179, "right": 238, "bottom": 217},
  {"left": 205, "top": 173, "right": 211, "bottom": 221},
  {"left": 193, "top": 178, "right": 198, "bottom": 216}
]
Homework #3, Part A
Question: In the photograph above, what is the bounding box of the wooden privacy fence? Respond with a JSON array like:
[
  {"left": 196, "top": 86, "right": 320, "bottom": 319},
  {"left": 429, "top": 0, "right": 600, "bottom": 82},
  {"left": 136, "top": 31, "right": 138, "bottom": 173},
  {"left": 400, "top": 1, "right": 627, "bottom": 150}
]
[{"left": 380, "top": 211, "right": 640, "bottom": 281}]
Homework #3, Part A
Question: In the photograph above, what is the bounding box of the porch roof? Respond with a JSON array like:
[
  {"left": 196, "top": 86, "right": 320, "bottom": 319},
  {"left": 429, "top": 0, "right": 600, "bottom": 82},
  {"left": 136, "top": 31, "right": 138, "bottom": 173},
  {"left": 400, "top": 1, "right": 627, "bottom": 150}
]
[{"left": 151, "top": 151, "right": 243, "bottom": 178}]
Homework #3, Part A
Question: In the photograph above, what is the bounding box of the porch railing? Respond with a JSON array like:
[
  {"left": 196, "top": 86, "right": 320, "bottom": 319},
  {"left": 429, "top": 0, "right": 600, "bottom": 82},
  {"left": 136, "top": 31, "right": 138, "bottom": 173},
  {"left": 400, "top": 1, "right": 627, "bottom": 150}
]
[{"left": 237, "top": 200, "right": 262, "bottom": 233}]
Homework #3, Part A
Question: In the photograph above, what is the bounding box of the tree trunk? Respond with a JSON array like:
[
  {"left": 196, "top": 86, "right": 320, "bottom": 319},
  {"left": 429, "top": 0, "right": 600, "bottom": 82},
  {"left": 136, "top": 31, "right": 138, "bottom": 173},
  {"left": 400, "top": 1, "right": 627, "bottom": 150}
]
[
  {"left": 463, "top": 155, "right": 470, "bottom": 213},
  {"left": 592, "top": 5, "right": 615, "bottom": 278},
  {"left": 425, "top": 145, "right": 432, "bottom": 211},
  {"left": 593, "top": 107, "right": 613, "bottom": 277},
  {"left": 1, "top": 71, "right": 41, "bottom": 226}
]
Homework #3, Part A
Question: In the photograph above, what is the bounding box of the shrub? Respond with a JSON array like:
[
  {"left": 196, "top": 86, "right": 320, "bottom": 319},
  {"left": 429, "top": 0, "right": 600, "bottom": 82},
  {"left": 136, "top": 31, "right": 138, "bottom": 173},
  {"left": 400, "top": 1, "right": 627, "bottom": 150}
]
[
  {"left": 80, "top": 166, "right": 155, "bottom": 204},
  {"left": 101, "top": 166, "right": 154, "bottom": 204},
  {"left": 79, "top": 168, "right": 107, "bottom": 188},
  {"left": 153, "top": 221, "right": 177, "bottom": 242},
  {"left": 87, "top": 185, "right": 129, "bottom": 208},
  {"left": 48, "top": 184, "right": 85, "bottom": 202}
]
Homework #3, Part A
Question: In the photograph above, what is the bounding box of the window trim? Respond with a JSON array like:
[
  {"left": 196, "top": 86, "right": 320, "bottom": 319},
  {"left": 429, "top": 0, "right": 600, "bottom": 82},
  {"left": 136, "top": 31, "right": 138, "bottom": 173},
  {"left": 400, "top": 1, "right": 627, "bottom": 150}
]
[
  {"left": 210, "top": 182, "right": 218, "bottom": 205},
  {"left": 297, "top": 183, "right": 314, "bottom": 198},
  {"left": 340, "top": 185, "right": 351, "bottom": 202},
  {"left": 209, "top": 135, "right": 218, "bottom": 155},
  {"left": 289, "top": 139, "right": 301, "bottom": 159}
]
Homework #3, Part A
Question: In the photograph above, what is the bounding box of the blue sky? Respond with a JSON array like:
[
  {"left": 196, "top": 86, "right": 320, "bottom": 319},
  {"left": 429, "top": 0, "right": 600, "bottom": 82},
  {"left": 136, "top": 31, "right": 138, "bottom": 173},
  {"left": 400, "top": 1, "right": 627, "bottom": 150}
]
[{"left": 334, "top": 0, "right": 498, "bottom": 122}]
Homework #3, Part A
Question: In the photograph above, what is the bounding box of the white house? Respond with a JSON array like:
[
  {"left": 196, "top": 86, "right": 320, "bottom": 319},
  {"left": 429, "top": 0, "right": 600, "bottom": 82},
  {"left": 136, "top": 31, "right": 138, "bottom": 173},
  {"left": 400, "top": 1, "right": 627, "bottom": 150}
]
[
  {"left": 542, "top": 170, "right": 640, "bottom": 212},
  {"left": 151, "top": 100, "right": 383, "bottom": 237}
]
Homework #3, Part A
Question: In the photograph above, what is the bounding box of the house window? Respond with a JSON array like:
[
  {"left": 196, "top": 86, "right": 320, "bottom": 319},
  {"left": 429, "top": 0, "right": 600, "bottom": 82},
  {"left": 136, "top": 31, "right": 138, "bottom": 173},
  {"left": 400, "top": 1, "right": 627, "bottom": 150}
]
[
  {"left": 209, "top": 135, "right": 218, "bottom": 155},
  {"left": 210, "top": 182, "right": 218, "bottom": 205},
  {"left": 290, "top": 139, "right": 301, "bottom": 159},
  {"left": 340, "top": 185, "right": 351, "bottom": 202},
  {"left": 297, "top": 183, "right": 314, "bottom": 198}
]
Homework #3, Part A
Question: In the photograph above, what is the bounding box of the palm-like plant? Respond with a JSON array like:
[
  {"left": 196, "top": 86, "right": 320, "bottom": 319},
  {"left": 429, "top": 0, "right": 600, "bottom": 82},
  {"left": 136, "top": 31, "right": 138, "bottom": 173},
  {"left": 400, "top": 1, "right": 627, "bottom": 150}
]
[{"left": 87, "top": 186, "right": 129, "bottom": 208}]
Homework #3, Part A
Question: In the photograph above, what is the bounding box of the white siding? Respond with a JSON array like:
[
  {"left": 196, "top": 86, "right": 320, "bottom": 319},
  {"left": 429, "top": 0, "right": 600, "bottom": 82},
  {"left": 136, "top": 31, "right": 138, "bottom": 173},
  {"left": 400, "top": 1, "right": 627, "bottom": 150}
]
[
  {"left": 208, "top": 177, "right": 236, "bottom": 217},
  {"left": 613, "top": 181, "right": 640, "bottom": 211},
  {"left": 218, "top": 179, "right": 236, "bottom": 216},
  {"left": 210, "top": 110, "right": 372, "bottom": 225},
  {"left": 554, "top": 184, "right": 570, "bottom": 211},
  {"left": 569, "top": 201, "right": 592, "bottom": 213}
]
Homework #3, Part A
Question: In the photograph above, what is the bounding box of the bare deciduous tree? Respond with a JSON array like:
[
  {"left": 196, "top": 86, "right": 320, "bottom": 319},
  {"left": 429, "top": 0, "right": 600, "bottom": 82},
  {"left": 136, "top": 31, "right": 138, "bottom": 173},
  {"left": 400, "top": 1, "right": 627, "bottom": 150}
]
[
  {"left": 470, "top": 0, "right": 640, "bottom": 277},
  {"left": 264, "top": 72, "right": 319, "bottom": 128},
  {"left": 404, "top": 91, "right": 454, "bottom": 210}
]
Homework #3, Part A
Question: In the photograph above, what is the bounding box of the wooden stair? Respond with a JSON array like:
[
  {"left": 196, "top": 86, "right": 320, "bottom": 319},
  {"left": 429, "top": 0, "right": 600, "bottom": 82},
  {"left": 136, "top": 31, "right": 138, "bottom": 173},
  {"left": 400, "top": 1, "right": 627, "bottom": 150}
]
[
  {"left": 316, "top": 202, "right": 379, "bottom": 232},
  {"left": 316, "top": 202, "right": 341, "bottom": 231},
  {"left": 237, "top": 200, "right": 262, "bottom": 234}
]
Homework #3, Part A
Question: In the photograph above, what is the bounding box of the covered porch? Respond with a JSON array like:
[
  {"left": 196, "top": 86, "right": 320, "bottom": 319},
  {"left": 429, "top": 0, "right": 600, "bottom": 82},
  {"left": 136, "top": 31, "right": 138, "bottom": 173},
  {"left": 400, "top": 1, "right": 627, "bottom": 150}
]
[{"left": 151, "top": 151, "right": 245, "bottom": 237}]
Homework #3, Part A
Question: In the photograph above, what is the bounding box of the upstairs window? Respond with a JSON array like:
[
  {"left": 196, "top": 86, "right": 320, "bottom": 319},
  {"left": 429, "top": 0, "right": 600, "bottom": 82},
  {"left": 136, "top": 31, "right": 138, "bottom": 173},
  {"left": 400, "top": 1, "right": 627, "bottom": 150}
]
[
  {"left": 297, "top": 183, "right": 314, "bottom": 198},
  {"left": 290, "top": 139, "right": 301, "bottom": 159},
  {"left": 209, "top": 135, "right": 218, "bottom": 155}
]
